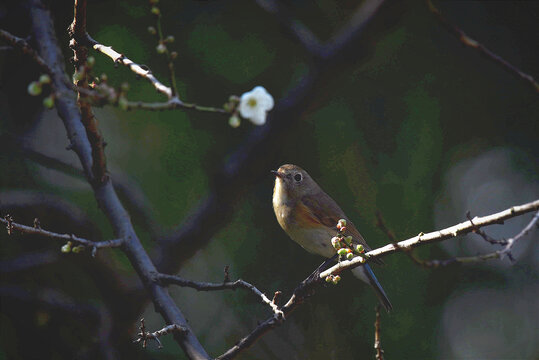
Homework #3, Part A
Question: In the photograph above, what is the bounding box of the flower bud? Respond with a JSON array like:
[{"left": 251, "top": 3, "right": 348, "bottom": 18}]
[
  {"left": 346, "top": 252, "right": 354, "bottom": 260},
  {"left": 165, "top": 35, "right": 175, "bottom": 43},
  {"left": 331, "top": 236, "right": 342, "bottom": 250},
  {"left": 72, "top": 246, "right": 85, "bottom": 254},
  {"left": 228, "top": 115, "right": 240, "bottom": 128},
  {"left": 325, "top": 275, "right": 333, "bottom": 283},
  {"left": 332, "top": 275, "right": 341, "bottom": 284},
  {"left": 39, "top": 74, "right": 51, "bottom": 85},
  {"left": 61, "top": 241, "right": 72, "bottom": 253},
  {"left": 337, "top": 219, "right": 347, "bottom": 230},
  {"left": 355, "top": 244, "right": 364, "bottom": 254},
  {"left": 27, "top": 81, "right": 42, "bottom": 96},
  {"left": 156, "top": 43, "right": 167, "bottom": 54},
  {"left": 337, "top": 248, "right": 348, "bottom": 256},
  {"left": 42, "top": 96, "right": 55, "bottom": 109},
  {"left": 147, "top": 26, "right": 157, "bottom": 35},
  {"left": 170, "top": 51, "right": 178, "bottom": 60},
  {"left": 151, "top": 6, "right": 160, "bottom": 15}
]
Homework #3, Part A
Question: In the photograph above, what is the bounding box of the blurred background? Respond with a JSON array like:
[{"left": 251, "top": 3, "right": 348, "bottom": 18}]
[{"left": 1, "top": 0, "right": 537, "bottom": 359}]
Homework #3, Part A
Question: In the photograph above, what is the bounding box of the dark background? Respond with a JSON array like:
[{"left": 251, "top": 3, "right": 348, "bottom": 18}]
[{"left": 1, "top": 0, "right": 537, "bottom": 359}]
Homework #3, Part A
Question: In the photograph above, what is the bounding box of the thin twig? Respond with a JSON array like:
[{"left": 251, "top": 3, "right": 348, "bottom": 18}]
[
  {"left": 157, "top": 273, "right": 284, "bottom": 318},
  {"left": 322, "top": 200, "right": 539, "bottom": 277},
  {"left": 133, "top": 318, "right": 186, "bottom": 349},
  {"left": 427, "top": 0, "right": 539, "bottom": 93},
  {"left": 125, "top": 98, "right": 228, "bottom": 114},
  {"left": 374, "top": 305, "right": 384, "bottom": 360},
  {"left": 1, "top": 215, "right": 124, "bottom": 255},
  {"left": 466, "top": 211, "right": 507, "bottom": 245}
]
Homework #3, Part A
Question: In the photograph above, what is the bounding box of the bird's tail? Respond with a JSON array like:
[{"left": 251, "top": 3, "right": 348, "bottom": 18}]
[{"left": 351, "top": 264, "right": 392, "bottom": 312}]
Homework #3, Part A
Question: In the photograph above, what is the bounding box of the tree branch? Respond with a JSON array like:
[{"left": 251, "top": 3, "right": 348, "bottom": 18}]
[
  {"left": 28, "top": 1, "right": 210, "bottom": 358},
  {"left": 1, "top": 215, "right": 124, "bottom": 255},
  {"left": 0, "top": 29, "right": 54, "bottom": 76},
  {"left": 427, "top": 0, "right": 539, "bottom": 93},
  {"left": 321, "top": 199, "right": 539, "bottom": 277},
  {"left": 158, "top": 273, "right": 284, "bottom": 318}
]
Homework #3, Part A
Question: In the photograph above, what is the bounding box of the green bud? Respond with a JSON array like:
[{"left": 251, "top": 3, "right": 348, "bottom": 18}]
[
  {"left": 156, "top": 43, "right": 167, "bottom": 54},
  {"left": 337, "top": 219, "right": 347, "bottom": 229},
  {"left": 86, "top": 56, "right": 96, "bottom": 67},
  {"left": 72, "top": 245, "right": 85, "bottom": 254},
  {"left": 332, "top": 275, "right": 341, "bottom": 285},
  {"left": 39, "top": 74, "right": 51, "bottom": 85},
  {"left": 337, "top": 248, "right": 348, "bottom": 256},
  {"left": 228, "top": 115, "right": 240, "bottom": 128},
  {"left": 61, "top": 241, "right": 72, "bottom": 253},
  {"left": 151, "top": 6, "right": 160, "bottom": 15},
  {"left": 358, "top": 256, "right": 366, "bottom": 264},
  {"left": 355, "top": 244, "right": 364, "bottom": 253},
  {"left": 42, "top": 96, "right": 55, "bottom": 109},
  {"left": 27, "top": 81, "right": 42, "bottom": 96},
  {"left": 325, "top": 276, "right": 333, "bottom": 283},
  {"left": 147, "top": 26, "right": 157, "bottom": 35},
  {"left": 165, "top": 35, "right": 175, "bottom": 43},
  {"left": 346, "top": 252, "right": 354, "bottom": 260}
]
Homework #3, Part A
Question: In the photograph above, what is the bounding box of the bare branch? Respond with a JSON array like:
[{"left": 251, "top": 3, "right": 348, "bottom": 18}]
[
  {"left": 29, "top": 1, "right": 211, "bottom": 357},
  {"left": 133, "top": 318, "right": 186, "bottom": 349},
  {"left": 125, "top": 98, "right": 228, "bottom": 114},
  {"left": 466, "top": 211, "right": 507, "bottom": 245},
  {"left": 1, "top": 215, "right": 124, "bottom": 255},
  {"left": 427, "top": 0, "right": 539, "bottom": 93},
  {"left": 0, "top": 29, "right": 53, "bottom": 76},
  {"left": 321, "top": 200, "right": 539, "bottom": 277},
  {"left": 158, "top": 273, "right": 284, "bottom": 318}
]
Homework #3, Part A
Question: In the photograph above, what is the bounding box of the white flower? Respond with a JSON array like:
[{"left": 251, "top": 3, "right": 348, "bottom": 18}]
[{"left": 239, "top": 86, "right": 274, "bottom": 125}]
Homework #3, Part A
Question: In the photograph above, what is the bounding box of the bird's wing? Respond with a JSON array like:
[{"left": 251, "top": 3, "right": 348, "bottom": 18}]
[{"left": 301, "top": 191, "right": 383, "bottom": 265}]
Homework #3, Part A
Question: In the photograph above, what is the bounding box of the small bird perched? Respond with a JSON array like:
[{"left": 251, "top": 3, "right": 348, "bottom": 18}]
[{"left": 272, "top": 164, "right": 392, "bottom": 312}]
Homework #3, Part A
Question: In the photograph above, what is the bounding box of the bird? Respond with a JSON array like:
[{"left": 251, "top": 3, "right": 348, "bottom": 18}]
[{"left": 272, "top": 164, "right": 392, "bottom": 312}]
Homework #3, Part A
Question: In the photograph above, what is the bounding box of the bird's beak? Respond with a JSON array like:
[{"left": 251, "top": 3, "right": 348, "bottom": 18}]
[{"left": 271, "top": 170, "right": 284, "bottom": 178}]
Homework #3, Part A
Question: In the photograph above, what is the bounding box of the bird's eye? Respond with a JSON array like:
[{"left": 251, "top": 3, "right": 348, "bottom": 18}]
[{"left": 294, "top": 173, "right": 302, "bottom": 182}]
